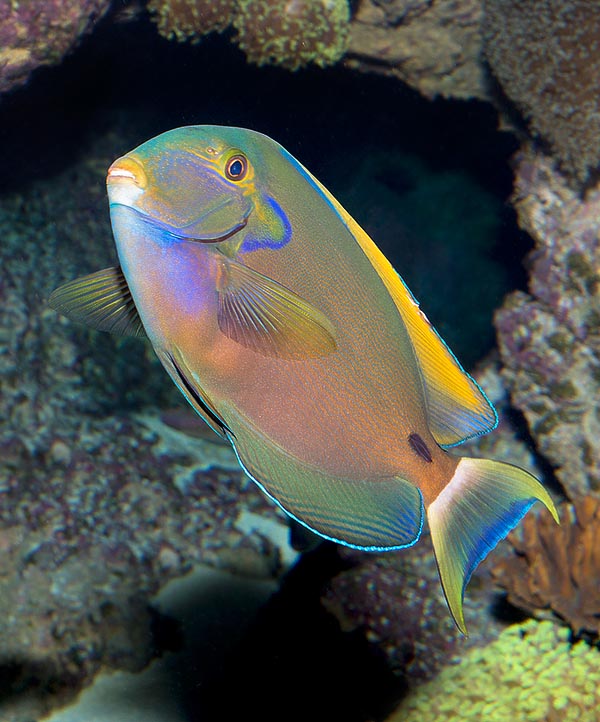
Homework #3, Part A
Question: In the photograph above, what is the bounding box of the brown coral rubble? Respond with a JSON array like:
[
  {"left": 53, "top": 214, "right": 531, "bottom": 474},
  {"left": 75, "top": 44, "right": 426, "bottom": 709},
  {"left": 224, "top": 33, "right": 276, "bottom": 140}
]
[
  {"left": 491, "top": 497, "right": 600, "bottom": 637},
  {"left": 346, "top": 0, "right": 486, "bottom": 100},
  {"left": 484, "top": 0, "right": 600, "bottom": 185}
]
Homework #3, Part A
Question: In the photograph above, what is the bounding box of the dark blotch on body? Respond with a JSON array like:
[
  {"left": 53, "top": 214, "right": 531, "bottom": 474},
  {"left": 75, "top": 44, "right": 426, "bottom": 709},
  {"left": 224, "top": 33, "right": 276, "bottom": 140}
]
[{"left": 408, "top": 433, "right": 433, "bottom": 463}]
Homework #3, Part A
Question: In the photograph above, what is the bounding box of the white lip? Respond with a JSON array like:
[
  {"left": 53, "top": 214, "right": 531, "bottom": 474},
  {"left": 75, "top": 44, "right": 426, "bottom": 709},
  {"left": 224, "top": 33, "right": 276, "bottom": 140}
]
[{"left": 107, "top": 168, "right": 137, "bottom": 180}]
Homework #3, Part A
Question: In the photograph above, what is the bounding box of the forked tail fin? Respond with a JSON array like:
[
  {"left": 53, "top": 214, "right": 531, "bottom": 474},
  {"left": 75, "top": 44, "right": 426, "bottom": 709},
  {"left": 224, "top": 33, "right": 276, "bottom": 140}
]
[{"left": 426, "top": 457, "right": 558, "bottom": 634}]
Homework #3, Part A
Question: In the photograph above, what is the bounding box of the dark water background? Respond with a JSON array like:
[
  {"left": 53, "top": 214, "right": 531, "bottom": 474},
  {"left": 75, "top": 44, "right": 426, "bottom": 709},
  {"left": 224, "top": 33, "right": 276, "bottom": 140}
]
[{"left": 0, "top": 13, "right": 527, "bottom": 370}]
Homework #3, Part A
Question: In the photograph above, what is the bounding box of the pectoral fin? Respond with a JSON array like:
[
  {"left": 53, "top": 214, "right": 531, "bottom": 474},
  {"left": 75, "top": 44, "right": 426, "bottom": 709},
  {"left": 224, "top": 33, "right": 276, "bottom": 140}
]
[
  {"left": 48, "top": 267, "right": 146, "bottom": 337},
  {"left": 216, "top": 257, "right": 336, "bottom": 359}
]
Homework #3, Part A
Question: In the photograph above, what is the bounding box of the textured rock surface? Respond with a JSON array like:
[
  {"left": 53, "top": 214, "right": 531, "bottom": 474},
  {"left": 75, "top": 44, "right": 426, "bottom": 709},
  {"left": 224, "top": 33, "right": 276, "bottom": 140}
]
[
  {"left": 495, "top": 148, "right": 600, "bottom": 500},
  {"left": 145, "top": 0, "right": 487, "bottom": 98},
  {"left": 321, "top": 540, "right": 502, "bottom": 683},
  {"left": 346, "top": 0, "right": 487, "bottom": 100},
  {"left": 0, "top": 0, "right": 111, "bottom": 95},
  {"left": 484, "top": 0, "right": 600, "bottom": 186}
]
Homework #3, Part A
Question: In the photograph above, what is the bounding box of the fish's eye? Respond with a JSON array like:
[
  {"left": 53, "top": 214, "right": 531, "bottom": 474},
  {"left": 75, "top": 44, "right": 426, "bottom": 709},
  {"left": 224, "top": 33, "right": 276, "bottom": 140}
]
[{"left": 225, "top": 154, "right": 248, "bottom": 181}]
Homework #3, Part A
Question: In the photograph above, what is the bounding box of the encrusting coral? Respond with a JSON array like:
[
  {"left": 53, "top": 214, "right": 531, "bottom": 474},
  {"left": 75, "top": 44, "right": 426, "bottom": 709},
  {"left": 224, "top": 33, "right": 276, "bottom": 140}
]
[
  {"left": 233, "top": 0, "right": 350, "bottom": 71},
  {"left": 491, "top": 497, "right": 600, "bottom": 638},
  {"left": 387, "top": 620, "right": 600, "bottom": 722},
  {"left": 483, "top": 0, "right": 600, "bottom": 186},
  {"left": 495, "top": 147, "right": 600, "bottom": 501},
  {"left": 147, "top": 0, "right": 350, "bottom": 71},
  {"left": 148, "top": 0, "right": 237, "bottom": 42}
]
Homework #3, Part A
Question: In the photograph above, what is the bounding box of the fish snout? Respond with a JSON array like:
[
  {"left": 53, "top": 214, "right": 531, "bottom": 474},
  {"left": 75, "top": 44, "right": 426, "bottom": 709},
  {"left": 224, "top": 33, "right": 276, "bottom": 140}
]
[{"left": 106, "top": 156, "right": 147, "bottom": 207}]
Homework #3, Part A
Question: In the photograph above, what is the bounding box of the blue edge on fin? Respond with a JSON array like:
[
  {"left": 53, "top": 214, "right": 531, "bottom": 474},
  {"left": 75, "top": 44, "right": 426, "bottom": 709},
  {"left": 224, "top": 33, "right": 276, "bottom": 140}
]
[
  {"left": 462, "top": 497, "right": 535, "bottom": 597},
  {"left": 227, "top": 433, "right": 424, "bottom": 552}
]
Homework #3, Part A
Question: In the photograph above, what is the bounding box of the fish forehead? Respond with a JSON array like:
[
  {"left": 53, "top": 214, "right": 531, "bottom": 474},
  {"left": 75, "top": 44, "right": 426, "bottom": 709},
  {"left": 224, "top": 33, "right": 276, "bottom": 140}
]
[{"left": 129, "top": 125, "right": 278, "bottom": 165}]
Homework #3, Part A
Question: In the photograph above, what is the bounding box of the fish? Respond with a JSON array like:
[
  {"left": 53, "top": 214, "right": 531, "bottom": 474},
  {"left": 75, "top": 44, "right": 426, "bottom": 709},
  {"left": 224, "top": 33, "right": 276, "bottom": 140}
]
[{"left": 49, "top": 126, "right": 558, "bottom": 633}]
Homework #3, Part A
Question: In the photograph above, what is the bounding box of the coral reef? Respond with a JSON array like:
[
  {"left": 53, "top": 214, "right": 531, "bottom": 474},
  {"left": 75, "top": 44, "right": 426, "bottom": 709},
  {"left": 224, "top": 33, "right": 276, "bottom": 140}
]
[
  {"left": 0, "top": 0, "right": 111, "bottom": 95},
  {"left": 484, "top": 0, "right": 600, "bottom": 186},
  {"left": 387, "top": 619, "right": 600, "bottom": 721},
  {"left": 346, "top": 0, "right": 487, "bottom": 100},
  {"left": 148, "top": 0, "right": 237, "bottom": 42},
  {"left": 0, "top": 129, "right": 288, "bottom": 722},
  {"left": 145, "top": 0, "right": 488, "bottom": 96},
  {"left": 495, "top": 148, "right": 600, "bottom": 501},
  {"left": 233, "top": 0, "right": 350, "bottom": 71},
  {"left": 147, "top": 0, "right": 350, "bottom": 71},
  {"left": 491, "top": 497, "right": 600, "bottom": 638}
]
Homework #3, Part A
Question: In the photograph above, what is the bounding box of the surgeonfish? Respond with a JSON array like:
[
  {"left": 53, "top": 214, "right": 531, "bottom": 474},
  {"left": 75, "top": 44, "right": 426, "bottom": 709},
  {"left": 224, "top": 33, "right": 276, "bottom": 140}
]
[{"left": 49, "top": 126, "right": 558, "bottom": 633}]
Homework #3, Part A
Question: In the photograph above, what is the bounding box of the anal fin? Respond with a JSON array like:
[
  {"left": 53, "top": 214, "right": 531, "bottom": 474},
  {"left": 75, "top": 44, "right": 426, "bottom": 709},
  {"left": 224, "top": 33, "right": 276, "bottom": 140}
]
[{"left": 229, "top": 425, "right": 424, "bottom": 551}]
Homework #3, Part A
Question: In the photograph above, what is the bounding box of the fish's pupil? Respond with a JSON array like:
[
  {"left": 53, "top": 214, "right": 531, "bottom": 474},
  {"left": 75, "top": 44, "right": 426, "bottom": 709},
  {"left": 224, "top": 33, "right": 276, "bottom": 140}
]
[{"left": 226, "top": 155, "right": 247, "bottom": 180}]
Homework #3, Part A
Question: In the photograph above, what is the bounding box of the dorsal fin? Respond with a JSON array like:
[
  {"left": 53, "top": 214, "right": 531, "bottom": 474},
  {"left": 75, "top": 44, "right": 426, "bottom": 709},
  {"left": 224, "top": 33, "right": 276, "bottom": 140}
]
[{"left": 304, "top": 169, "right": 497, "bottom": 447}]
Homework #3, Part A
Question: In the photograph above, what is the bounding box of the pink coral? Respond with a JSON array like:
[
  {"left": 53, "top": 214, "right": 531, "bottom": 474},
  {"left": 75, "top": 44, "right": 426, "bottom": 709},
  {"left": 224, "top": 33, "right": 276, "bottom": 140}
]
[{"left": 0, "top": 0, "right": 110, "bottom": 95}]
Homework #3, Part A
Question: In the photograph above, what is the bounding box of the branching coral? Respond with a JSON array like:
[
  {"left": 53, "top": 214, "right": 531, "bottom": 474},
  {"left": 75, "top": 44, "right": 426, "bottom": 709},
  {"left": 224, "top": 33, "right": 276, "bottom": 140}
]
[
  {"left": 483, "top": 0, "right": 600, "bottom": 185},
  {"left": 148, "top": 0, "right": 237, "bottom": 42},
  {"left": 495, "top": 148, "right": 600, "bottom": 500},
  {"left": 233, "top": 0, "right": 350, "bottom": 71},
  {"left": 491, "top": 498, "right": 600, "bottom": 637},
  {"left": 387, "top": 620, "right": 600, "bottom": 722}
]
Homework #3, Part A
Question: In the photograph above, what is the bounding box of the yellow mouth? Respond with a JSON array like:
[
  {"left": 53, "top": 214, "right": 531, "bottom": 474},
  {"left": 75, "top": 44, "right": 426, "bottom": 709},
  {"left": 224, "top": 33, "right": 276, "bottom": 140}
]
[{"left": 106, "top": 156, "right": 147, "bottom": 189}]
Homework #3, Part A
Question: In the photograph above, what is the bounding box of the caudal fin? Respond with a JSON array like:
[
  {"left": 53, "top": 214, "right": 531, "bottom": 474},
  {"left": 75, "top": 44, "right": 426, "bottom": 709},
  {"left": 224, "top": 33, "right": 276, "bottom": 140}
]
[{"left": 426, "top": 457, "right": 558, "bottom": 634}]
